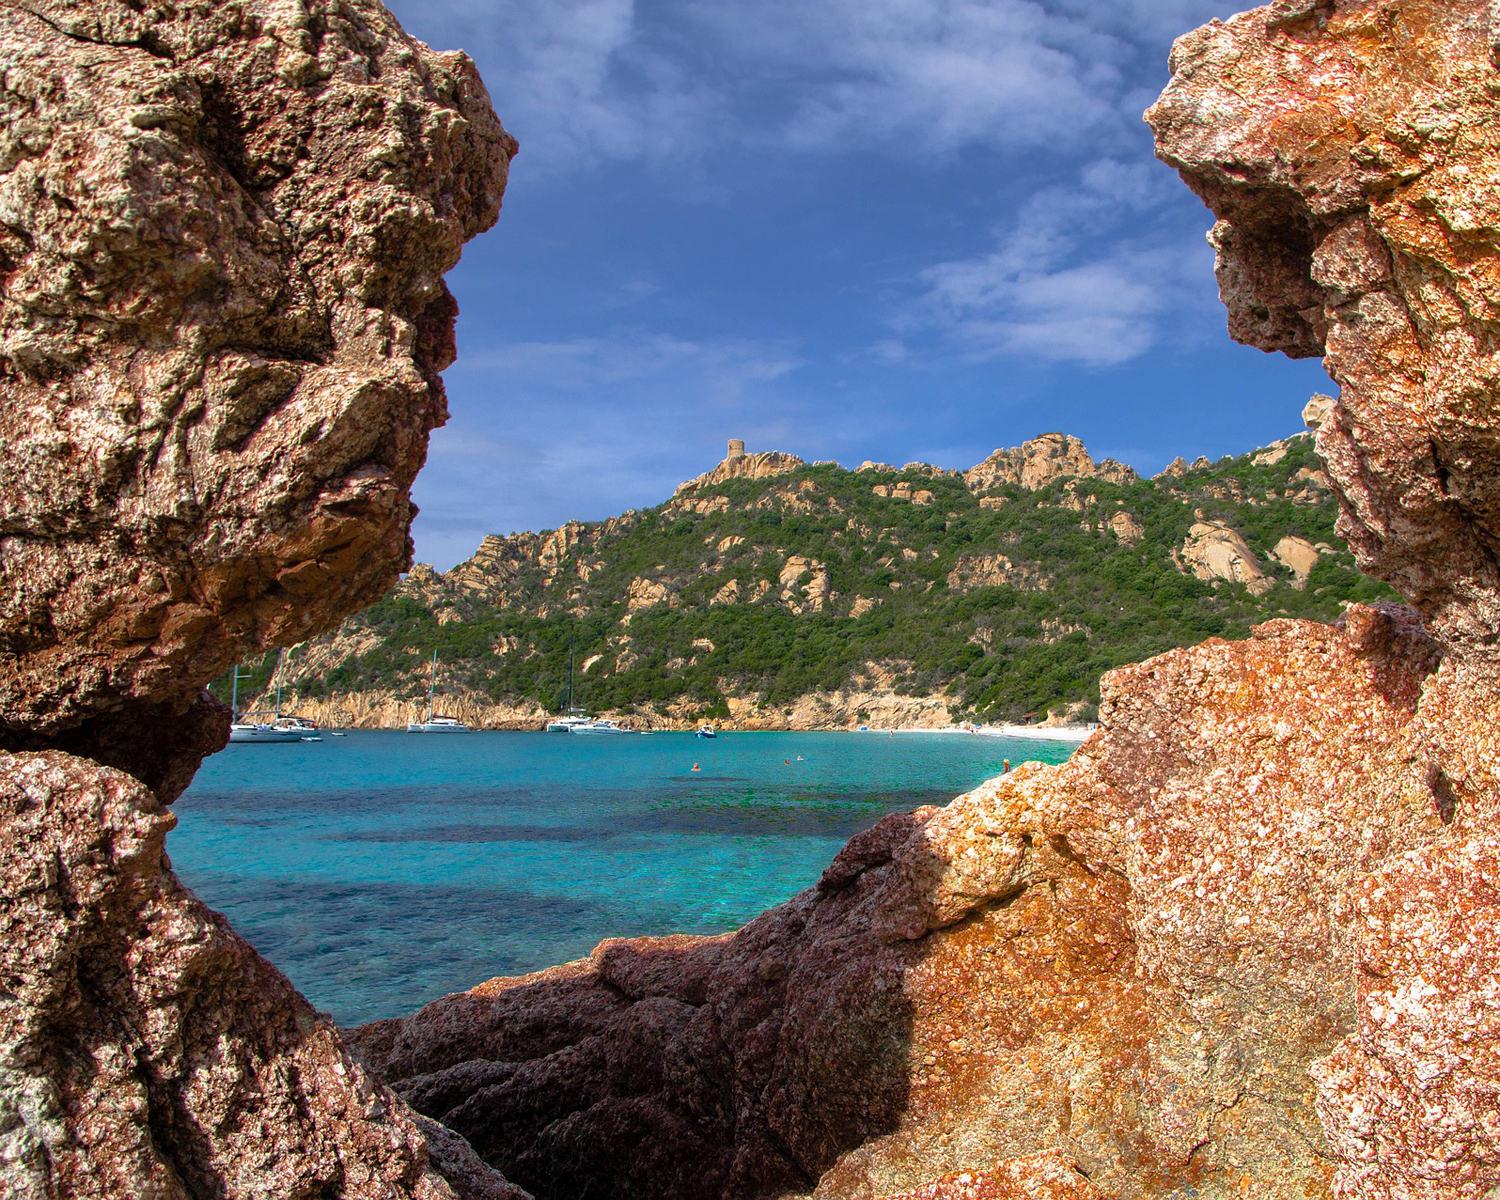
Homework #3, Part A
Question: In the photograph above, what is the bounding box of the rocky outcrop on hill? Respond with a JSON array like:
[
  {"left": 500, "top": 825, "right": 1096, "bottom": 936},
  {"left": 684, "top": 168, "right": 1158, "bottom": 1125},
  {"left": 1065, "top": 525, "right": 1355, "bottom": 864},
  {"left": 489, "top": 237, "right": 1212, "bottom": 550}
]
[
  {"left": 963, "top": 433, "right": 1138, "bottom": 493},
  {"left": 0, "top": 2, "right": 525, "bottom": 1198},
  {"left": 1175, "top": 520, "right": 1273, "bottom": 594},
  {"left": 677, "top": 450, "right": 808, "bottom": 494}
]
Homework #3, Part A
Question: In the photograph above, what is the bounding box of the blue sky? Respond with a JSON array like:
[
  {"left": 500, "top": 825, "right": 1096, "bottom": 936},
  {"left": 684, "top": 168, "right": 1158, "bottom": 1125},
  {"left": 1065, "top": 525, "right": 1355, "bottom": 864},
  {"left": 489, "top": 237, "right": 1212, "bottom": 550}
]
[{"left": 384, "top": 0, "right": 1332, "bottom": 569}]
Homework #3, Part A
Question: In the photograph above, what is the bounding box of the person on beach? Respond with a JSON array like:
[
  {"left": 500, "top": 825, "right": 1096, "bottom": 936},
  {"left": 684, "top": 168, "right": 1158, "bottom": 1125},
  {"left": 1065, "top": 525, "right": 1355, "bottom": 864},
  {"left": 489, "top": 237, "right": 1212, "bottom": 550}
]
[{"left": 1002, "top": 759, "right": 1011, "bottom": 773}]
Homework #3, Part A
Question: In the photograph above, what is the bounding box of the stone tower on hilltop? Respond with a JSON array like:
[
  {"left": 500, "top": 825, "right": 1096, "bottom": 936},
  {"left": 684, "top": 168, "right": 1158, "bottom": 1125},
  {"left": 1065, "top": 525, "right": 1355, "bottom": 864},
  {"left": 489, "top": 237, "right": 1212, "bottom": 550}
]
[{"left": 727, "top": 438, "right": 745, "bottom": 460}]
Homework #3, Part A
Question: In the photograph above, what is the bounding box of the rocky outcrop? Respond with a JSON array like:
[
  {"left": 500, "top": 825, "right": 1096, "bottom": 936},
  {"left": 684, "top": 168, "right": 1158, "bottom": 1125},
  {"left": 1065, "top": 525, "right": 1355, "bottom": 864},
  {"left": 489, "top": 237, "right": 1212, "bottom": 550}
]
[
  {"left": 1175, "top": 520, "right": 1273, "bottom": 594},
  {"left": 1148, "top": 2, "right": 1500, "bottom": 1193},
  {"left": 0, "top": 2, "right": 526, "bottom": 1197},
  {"left": 1149, "top": 0, "right": 1500, "bottom": 657},
  {"left": 1107, "top": 511, "right": 1145, "bottom": 544},
  {"left": 1271, "top": 535, "right": 1322, "bottom": 584},
  {"left": 963, "top": 433, "right": 1138, "bottom": 493},
  {"left": 0, "top": 0, "right": 513, "bottom": 742},
  {"left": 0, "top": 750, "right": 528, "bottom": 1200},
  {"left": 676, "top": 450, "right": 807, "bottom": 494},
  {"left": 945, "top": 553, "right": 1044, "bottom": 592}
]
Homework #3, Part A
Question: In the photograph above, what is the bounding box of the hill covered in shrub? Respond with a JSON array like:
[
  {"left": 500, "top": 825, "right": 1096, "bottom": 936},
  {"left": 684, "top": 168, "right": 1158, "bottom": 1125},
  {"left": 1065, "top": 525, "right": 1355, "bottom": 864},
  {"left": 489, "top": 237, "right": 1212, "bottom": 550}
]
[{"left": 220, "top": 428, "right": 1393, "bottom": 728}]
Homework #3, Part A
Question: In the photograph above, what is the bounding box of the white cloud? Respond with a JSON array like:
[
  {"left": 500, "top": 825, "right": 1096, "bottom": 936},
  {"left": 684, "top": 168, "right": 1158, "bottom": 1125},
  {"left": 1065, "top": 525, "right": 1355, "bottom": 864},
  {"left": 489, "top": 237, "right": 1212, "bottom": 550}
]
[
  {"left": 385, "top": 0, "right": 1236, "bottom": 172},
  {"left": 694, "top": 0, "right": 1128, "bottom": 153},
  {"left": 385, "top": 0, "right": 722, "bottom": 171},
  {"left": 910, "top": 158, "right": 1213, "bottom": 366}
]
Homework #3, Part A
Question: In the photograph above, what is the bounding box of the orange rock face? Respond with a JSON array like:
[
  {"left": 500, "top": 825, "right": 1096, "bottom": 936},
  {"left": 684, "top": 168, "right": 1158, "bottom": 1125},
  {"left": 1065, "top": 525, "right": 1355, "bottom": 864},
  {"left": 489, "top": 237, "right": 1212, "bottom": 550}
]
[
  {"left": 1148, "top": 0, "right": 1500, "bottom": 658},
  {"left": 1149, "top": 3, "right": 1500, "bottom": 1194}
]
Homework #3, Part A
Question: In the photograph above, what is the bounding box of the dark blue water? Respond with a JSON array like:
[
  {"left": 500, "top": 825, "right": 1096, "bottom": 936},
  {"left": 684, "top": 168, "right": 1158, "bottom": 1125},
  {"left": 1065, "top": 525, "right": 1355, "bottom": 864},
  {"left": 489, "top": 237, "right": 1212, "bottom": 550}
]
[{"left": 171, "top": 730, "right": 1074, "bottom": 1024}]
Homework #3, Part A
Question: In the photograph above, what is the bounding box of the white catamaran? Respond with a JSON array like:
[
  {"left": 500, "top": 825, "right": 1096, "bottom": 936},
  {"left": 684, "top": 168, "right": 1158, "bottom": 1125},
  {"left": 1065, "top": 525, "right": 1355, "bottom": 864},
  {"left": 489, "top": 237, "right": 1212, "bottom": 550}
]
[{"left": 409, "top": 651, "right": 472, "bottom": 732}]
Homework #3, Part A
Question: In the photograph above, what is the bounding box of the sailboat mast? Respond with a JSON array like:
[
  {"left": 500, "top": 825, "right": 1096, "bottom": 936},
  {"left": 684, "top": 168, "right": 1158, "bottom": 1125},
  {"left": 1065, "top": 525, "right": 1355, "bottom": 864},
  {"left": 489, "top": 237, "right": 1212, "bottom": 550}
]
[
  {"left": 427, "top": 650, "right": 437, "bottom": 722},
  {"left": 230, "top": 666, "right": 239, "bottom": 720}
]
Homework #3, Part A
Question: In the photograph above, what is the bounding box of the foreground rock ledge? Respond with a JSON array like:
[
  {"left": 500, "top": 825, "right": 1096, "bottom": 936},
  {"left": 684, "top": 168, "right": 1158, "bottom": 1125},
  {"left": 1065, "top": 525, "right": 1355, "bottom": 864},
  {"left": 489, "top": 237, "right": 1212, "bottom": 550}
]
[{"left": 0, "top": 750, "right": 528, "bottom": 1199}]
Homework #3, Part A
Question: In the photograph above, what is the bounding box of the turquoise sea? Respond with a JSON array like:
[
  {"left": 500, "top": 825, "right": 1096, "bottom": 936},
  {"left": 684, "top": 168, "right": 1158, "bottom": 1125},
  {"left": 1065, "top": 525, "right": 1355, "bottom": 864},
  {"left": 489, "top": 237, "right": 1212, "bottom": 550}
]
[{"left": 171, "top": 731, "right": 1075, "bottom": 1025}]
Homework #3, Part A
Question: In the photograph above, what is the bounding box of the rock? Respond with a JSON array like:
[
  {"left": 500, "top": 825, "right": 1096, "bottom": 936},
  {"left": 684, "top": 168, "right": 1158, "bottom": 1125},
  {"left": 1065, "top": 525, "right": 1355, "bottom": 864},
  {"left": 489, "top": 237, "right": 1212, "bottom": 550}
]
[
  {"left": 1175, "top": 520, "right": 1273, "bottom": 594},
  {"left": 1303, "top": 394, "right": 1335, "bottom": 430},
  {"left": 1148, "top": 0, "right": 1500, "bottom": 656},
  {"left": 350, "top": 608, "right": 1457, "bottom": 1200},
  {"left": 710, "top": 578, "right": 741, "bottom": 606},
  {"left": 0, "top": 0, "right": 514, "bottom": 740},
  {"left": 962, "top": 433, "right": 1135, "bottom": 493},
  {"left": 626, "top": 576, "right": 678, "bottom": 612},
  {"left": 944, "top": 553, "right": 1044, "bottom": 592},
  {"left": 778, "top": 556, "right": 832, "bottom": 613},
  {"left": 875, "top": 1153, "right": 1105, "bottom": 1200},
  {"left": 1107, "top": 510, "right": 1145, "bottom": 544},
  {"left": 676, "top": 450, "right": 807, "bottom": 494},
  {"left": 0, "top": 750, "right": 527, "bottom": 1200},
  {"left": 0, "top": 2, "right": 531, "bottom": 1197},
  {"left": 1150, "top": 3, "right": 1500, "bottom": 1193},
  {"left": 1272, "top": 535, "right": 1322, "bottom": 583}
]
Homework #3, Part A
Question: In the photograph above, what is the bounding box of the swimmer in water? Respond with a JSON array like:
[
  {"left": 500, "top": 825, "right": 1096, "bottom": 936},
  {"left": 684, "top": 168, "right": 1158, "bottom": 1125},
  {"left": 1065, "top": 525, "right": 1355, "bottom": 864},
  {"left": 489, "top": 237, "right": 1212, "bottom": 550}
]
[
  {"left": 692, "top": 763, "right": 701, "bottom": 771},
  {"left": 1002, "top": 759, "right": 1011, "bottom": 773}
]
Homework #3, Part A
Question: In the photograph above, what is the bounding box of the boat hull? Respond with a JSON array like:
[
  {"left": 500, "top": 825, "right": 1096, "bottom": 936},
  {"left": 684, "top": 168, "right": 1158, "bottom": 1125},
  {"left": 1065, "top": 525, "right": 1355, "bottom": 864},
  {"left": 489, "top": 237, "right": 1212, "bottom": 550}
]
[
  {"left": 408, "top": 721, "right": 472, "bottom": 732},
  {"left": 229, "top": 724, "right": 305, "bottom": 743}
]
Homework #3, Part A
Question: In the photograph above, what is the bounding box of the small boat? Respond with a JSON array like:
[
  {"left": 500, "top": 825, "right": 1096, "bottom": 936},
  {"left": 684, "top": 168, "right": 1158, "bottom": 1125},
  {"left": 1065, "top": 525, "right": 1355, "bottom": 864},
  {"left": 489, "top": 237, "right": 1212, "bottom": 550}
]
[
  {"left": 229, "top": 719, "right": 305, "bottom": 743},
  {"left": 569, "top": 718, "right": 630, "bottom": 735},
  {"left": 695, "top": 725, "right": 717, "bottom": 739},
  {"left": 227, "top": 654, "right": 323, "bottom": 743},
  {"left": 409, "top": 651, "right": 472, "bottom": 732}
]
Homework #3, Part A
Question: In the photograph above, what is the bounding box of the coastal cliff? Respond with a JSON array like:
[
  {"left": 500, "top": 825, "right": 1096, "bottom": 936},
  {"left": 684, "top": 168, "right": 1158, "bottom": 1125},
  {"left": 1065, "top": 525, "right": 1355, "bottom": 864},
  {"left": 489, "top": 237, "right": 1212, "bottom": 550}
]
[
  {"left": 0, "top": 2, "right": 527, "bottom": 1197},
  {"left": 348, "top": 3, "right": 1500, "bottom": 1199}
]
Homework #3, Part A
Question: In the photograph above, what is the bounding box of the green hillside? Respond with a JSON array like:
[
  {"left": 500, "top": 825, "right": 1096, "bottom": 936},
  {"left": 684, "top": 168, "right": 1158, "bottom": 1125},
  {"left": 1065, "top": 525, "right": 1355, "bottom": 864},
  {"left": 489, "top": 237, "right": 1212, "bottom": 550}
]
[{"left": 217, "top": 433, "right": 1393, "bottom": 727}]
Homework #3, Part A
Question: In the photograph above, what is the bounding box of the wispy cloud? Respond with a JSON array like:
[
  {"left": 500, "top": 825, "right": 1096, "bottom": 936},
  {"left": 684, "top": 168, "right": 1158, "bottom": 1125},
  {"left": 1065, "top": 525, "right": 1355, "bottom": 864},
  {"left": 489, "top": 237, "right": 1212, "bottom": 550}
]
[
  {"left": 907, "top": 158, "right": 1214, "bottom": 366},
  {"left": 386, "top": 0, "right": 1248, "bottom": 172},
  {"left": 386, "top": 0, "right": 722, "bottom": 172}
]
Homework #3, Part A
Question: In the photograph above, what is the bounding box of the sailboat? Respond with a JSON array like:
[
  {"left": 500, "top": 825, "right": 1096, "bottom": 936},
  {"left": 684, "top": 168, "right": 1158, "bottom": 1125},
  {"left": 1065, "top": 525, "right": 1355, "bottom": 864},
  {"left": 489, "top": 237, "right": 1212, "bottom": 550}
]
[
  {"left": 408, "top": 650, "right": 472, "bottom": 732},
  {"left": 545, "top": 640, "right": 592, "bottom": 732},
  {"left": 228, "top": 659, "right": 306, "bottom": 743}
]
